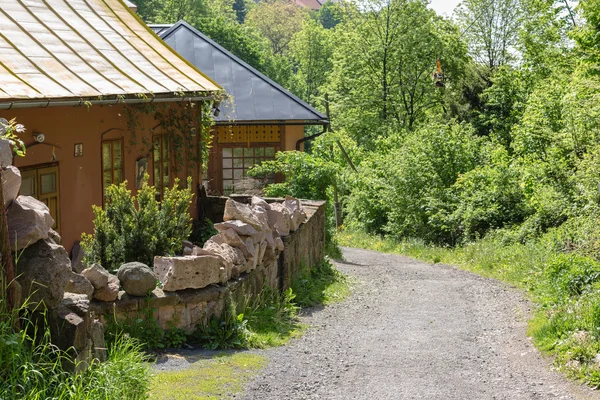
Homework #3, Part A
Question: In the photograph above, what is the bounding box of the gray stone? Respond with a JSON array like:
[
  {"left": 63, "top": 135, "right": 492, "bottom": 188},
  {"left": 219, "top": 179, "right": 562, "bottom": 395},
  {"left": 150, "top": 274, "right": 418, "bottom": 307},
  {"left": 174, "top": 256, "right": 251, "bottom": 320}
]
[
  {"left": 223, "top": 198, "right": 262, "bottom": 230},
  {"left": 214, "top": 220, "right": 259, "bottom": 236},
  {"left": 91, "top": 319, "right": 106, "bottom": 362},
  {"left": 117, "top": 262, "right": 157, "bottom": 297},
  {"left": 204, "top": 240, "right": 247, "bottom": 277},
  {"left": 2, "top": 166, "right": 20, "bottom": 207},
  {"left": 93, "top": 274, "right": 119, "bottom": 302},
  {"left": 0, "top": 138, "right": 12, "bottom": 168},
  {"left": 16, "top": 238, "right": 71, "bottom": 309},
  {"left": 70, "top": 242, "right": 86, "bottom": 273},
  {"left": 48, "top": 229, "right": 61, "bottom": 245},
  {"left": 81, "top": 264, "right": 109, "bottom": 290},
  {"left": 7, "top": 196, "right": 54, "bottom": 251},
  {"left": 182, "top": 240, "right": 194, "bottom": 256},
  {"left": 65, "top": 272, "right": 94, "bottom": 300},
  {"left": 154, "top": 255, "right": 230, "bottom": 291}
]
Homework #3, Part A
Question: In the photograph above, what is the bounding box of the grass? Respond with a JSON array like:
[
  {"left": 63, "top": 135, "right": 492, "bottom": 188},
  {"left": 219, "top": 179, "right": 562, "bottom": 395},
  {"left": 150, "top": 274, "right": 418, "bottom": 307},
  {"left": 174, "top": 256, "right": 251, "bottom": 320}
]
[
  {"left": 291, "top": 259, "right": 352, "bottom": 308},
  {"left": 337, "top": 229, "right": 600, "bottom": 388},
  {"left": 149, "top": 352, "right": 266, "bottom": 400},
  {"left": 0, "top": 307, "right": 150, "bottom": 400}
]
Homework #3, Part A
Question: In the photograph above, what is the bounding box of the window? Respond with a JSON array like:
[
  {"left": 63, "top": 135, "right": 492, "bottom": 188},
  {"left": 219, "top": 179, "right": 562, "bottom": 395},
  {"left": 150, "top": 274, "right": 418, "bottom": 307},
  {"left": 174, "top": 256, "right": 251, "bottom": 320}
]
[
  {"left": 20, "top": 164, "right": 60, "bottom": 231},
  {"left": 222, "top": 146, "right": 276, "bottom": 194},
  {"left": 153, "top": 135, "right": 170, "bottom": 199},
  {"left": 101, "top": 139, "right": 124, "bottom": 195}
]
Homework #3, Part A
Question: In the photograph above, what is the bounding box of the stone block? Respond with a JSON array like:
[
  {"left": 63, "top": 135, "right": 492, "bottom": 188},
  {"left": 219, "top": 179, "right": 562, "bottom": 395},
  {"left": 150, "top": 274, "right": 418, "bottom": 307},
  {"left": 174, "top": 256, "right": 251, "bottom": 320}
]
[
  {"left": 148, "top": 288, "right": 180, "bottom": 307},
  {"left": 7, "top": 196, "right": 54, "bottom": 251},
  {"left": 223, "top": 198, "right": 262, "bottom": 230},
  {"left": 70, "top": 242, "right": 86, "bottom": 273},
  {"left": 155, "top": 255, "right": 229, "bottom": 291},
  {"left": 0, "top": 138, "right": 12, "bottom": 168},
  {"left": 94, "top": 274, "right": 119, "bottom": 302},
  {"left": 91, "top": 319, "right": 107, "bottom": 362},
  {"left": 214, "top": 220, "right": 259, "bottom": 236},
  {"left": 186, "top": 302, "right": 207, "bottom": 329},
  {"left": 81, "top": 264, "right": 109, "bottom": 290},
  {"left": 65, "top": 272, "right": 94, "bottom": 300},
  {"left": 2, "top": 166, "right": 20, "bottom": 207}
]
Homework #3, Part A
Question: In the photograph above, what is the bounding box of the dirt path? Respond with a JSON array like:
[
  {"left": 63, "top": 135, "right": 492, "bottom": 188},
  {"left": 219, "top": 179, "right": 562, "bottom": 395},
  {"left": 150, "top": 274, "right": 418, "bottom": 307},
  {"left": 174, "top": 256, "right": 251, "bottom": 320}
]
[{"left": 241, "top": 247, "right": 600, "bottom": 400}]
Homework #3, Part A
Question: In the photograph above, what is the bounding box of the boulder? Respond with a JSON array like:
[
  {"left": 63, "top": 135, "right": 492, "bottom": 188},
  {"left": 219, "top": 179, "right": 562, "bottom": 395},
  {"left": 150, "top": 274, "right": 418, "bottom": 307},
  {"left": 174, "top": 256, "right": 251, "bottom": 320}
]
[
  {"left": 81, "top": 264, "right": 109, "bottom": 290},
  {"left": 274, "top": 236, "right": 284, "bottom": 252},
  {"left": 214, "top": 220, "right": 259, "bottom": 236},
  {"left": 65, "top": 272, "right": 94, "bottom": 300},
  {"left": 251, "top": 195, "right": 271, "bottom": 210},
  {"left": 0, "top": 138, "right": 12, "bottom": 168},
  {"left": 268, "top": 203, "right": 291, "bottom": 236},
  {"left": 223, "top": 199, "right": 262, "bottom": 230},
  {"left": 257, "top": 240, "right": 267, "bottom": 265},
  {"left": 7, "top": 196, "right": 54, "bottom": 251},
  {"left": 203, "top": 240, "right": 246, "bottom": 266},
  {"left": 93, "top": 274, "right": 119, "bottom": 302},
  {"left": 117, "top": 262, "right": 157, "bottom": 297},
  {"left": 154, "top": 255, "right": 230, "bottom": 291},
  {"left": 16, "top": 238, "right": 71, "bottom": 309},
  {"left": 70, "top": 242, "right": 86, "bottom": 273},
  {"left": 2, "top": 166, "right": 20, "bottom": 207}
]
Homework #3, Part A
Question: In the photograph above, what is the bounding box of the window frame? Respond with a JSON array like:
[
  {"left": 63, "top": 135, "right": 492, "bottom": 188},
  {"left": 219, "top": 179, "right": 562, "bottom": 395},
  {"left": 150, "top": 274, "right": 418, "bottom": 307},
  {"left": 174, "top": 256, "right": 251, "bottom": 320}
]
[{"left": 101, "top": 138, "right": 125, "bottom": 200}]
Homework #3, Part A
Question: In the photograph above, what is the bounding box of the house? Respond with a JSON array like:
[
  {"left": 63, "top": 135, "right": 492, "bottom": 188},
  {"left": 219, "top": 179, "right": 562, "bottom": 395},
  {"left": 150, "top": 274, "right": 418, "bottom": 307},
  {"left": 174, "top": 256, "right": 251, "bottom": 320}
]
[
  {"left": 0, "top": 0, "right": 221, "bottom": 252},
  {"left": 149, "top": 21, "right": 328, "bottom": 195}
]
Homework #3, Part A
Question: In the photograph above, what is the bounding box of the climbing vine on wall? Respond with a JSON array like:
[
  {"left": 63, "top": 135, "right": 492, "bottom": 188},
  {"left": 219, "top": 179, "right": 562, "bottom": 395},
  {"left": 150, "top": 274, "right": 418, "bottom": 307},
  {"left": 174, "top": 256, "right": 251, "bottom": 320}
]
[{"left": 121, "top": 92, "right": 225, "bottom": 177}]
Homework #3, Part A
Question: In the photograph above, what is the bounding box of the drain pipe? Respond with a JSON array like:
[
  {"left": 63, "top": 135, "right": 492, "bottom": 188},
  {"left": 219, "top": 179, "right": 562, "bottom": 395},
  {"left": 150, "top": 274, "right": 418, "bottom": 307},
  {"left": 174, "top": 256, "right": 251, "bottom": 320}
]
[{"left": 295, "top": 123, "right": 329, "bottom": 151}]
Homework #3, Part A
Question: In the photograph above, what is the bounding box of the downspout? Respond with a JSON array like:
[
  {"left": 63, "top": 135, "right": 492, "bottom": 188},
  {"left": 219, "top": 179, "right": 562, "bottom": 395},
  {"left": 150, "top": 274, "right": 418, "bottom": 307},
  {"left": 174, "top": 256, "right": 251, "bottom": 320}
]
[{"left": 295, "top": 123, "right": 329, "bottom": 151}]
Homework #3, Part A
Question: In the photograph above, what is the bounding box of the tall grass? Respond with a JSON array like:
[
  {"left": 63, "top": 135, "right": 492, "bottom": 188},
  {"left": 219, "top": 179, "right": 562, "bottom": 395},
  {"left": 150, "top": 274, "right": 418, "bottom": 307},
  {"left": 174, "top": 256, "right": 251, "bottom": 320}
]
[{"left": 0, "top": 299, "right": 151, "bottom": 399}]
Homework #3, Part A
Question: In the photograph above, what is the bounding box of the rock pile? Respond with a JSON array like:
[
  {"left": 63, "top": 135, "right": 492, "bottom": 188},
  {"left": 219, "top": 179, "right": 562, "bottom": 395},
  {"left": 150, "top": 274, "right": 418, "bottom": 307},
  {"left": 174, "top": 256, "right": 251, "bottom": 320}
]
[{"left": 155, "top": 195, "right": 306, "bottom": 292}]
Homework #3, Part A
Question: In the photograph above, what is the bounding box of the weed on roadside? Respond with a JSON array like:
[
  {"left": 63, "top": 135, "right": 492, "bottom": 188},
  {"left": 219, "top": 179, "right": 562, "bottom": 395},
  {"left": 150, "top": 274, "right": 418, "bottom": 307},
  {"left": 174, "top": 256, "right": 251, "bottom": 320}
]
[{"left": 292, "top": 259, "right": 351, "bottom": 308}]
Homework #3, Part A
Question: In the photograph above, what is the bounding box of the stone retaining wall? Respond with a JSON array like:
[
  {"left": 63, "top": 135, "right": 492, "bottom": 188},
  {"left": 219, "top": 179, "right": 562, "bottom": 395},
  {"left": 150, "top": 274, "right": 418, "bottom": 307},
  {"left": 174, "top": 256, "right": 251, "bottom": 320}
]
[{"left": 90, "top": 199, "right": 326, "bottom": 331}]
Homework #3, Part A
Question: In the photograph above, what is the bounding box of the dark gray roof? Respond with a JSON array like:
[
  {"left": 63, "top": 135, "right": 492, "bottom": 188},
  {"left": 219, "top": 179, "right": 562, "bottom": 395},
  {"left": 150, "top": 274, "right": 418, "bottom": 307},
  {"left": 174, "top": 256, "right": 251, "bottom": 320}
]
[{"left": 151, "top": 21, "right": 328, "bottom": 124}]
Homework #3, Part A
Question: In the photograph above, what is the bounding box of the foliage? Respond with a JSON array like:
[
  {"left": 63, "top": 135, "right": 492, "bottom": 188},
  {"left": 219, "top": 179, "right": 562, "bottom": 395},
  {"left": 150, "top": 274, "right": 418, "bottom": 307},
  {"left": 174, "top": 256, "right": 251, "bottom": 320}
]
[
  {"left": 291, "top": 259, "right": 350, "bottom": 307},
  {"left": 81, "top": 178, "right": 193, "bottom": 272},
  {"left": 456, "top": 0, "right": 522, "bottom": 70},
  {"left": 246, "top": 0, "right": 307, "bottom": 55},
  {"left": 0, "top": 118, "right": 26, "bottom": 157},
  {"left": 248, "top": 150, "right": 337, "bottom": 200},
  {"left": 0, "top": 302, "right": 150, "bottom": 400},
  {"left": 327, "top": 0, "right": 467, "bottom": 146},
  {"left": 193, "top": 297, "right": 251, "bottom": 350},
  {"left": 189, "top": 218, "right": 219, "bottom": 247}
]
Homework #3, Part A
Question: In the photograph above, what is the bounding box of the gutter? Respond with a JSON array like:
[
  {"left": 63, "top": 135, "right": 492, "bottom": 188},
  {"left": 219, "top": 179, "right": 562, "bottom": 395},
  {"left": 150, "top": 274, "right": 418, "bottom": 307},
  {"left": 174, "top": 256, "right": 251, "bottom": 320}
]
[
  {"left": 296, "top": 123, "right": 329, "bottom": 151},
  {"left": 0, "top": 95, "right": 219, "bottom": 110},
  {"left": 216, "top": 120, "right": 329, "bottom": 127}
]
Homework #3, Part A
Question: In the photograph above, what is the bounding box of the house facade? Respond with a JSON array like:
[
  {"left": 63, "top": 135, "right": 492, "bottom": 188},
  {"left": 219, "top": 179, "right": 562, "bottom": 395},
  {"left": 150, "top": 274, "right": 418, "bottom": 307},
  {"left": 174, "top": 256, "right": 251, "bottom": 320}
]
[
  {"left": 0, "top": 0, "right": 221, "bottom": 251},
  {"left": 151, "top": 21, "right": 328, "bottom": 195}
]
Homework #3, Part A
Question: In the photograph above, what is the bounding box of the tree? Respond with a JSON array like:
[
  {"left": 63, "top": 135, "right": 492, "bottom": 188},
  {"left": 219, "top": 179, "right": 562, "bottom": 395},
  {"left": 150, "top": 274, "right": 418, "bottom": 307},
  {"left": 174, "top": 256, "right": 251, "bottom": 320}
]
[
  {"left": 456, "top": 0, "right": 522, "bottom": 70},
  {"left": 289, "top": 18, "right": 334, "bottom": 104},
  {"left": 318, "top": 1, "right": 343, "bottom": 29},
  {"left": 246, "top": 0, "right": 307, "bottom": 55},
  {"left": 327, "top": 0, "right": 467, "bottom": 147}
]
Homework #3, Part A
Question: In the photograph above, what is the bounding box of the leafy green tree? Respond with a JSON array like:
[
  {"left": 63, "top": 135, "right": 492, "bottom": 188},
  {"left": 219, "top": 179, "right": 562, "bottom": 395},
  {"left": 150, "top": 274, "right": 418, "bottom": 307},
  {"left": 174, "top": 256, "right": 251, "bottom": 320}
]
[
  {"left": 327, "top": 0, "right": 466, "bottom": 147},
  {"left": 456, "top": 0, "right": 522, "bottom": 70},
  {"left": 289, "top": 18, "right": 334, "bottom": 104},
  {"left": 318, "top": 1, "right": 343, "bottom": 28},
  {"left": 246, "top": 0, "right": 307, "bottom": 55}
]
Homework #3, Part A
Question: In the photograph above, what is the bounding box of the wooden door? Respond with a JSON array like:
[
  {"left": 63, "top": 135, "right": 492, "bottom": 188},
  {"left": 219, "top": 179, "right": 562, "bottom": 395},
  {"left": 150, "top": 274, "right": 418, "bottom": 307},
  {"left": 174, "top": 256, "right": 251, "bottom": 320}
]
[{"left": 19, "top": 164, "right": 60, "bottom": 231}]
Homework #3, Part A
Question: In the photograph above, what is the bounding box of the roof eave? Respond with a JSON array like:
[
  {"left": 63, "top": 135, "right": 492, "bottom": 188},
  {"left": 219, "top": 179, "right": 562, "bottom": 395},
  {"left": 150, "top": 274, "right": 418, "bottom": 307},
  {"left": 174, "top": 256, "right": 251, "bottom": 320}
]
[{"left": 0, "top": 91, "right": 224, "bottom": 110}]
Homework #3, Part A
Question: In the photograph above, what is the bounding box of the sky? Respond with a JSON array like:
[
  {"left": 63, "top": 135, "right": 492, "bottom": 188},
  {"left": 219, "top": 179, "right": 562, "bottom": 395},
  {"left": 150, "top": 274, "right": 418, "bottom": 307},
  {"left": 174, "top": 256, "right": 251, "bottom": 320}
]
[{"left": 428, "top": 0, "right": 462, "bottom": 17}]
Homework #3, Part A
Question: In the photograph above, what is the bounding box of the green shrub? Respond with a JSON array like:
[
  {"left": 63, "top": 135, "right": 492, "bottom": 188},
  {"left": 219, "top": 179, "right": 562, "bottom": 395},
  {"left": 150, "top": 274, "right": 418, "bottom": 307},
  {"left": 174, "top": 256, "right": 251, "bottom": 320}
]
[
  {"left": 81, "top": 177, "right": 193, "bottom": 272},
  {"left": 192, "top": 297, "right": 251, "bottom": 350}
]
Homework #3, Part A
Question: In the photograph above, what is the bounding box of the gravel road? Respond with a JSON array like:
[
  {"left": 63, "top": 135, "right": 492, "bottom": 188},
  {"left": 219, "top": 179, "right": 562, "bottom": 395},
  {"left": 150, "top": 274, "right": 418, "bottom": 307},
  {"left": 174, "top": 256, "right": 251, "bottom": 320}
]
[{"left": 240, "top": 247, "right": 600, "bottom": 400}]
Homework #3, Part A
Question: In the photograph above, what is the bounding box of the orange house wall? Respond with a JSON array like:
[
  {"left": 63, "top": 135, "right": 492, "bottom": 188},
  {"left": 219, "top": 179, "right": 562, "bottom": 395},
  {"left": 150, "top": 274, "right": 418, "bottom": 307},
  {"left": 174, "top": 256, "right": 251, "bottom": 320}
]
[
  {"left": 1, "top": 104, "right": 201, "bottom": 253},
  {"left": 1, "top": 106, "right": 308, "bottom": 254}
]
